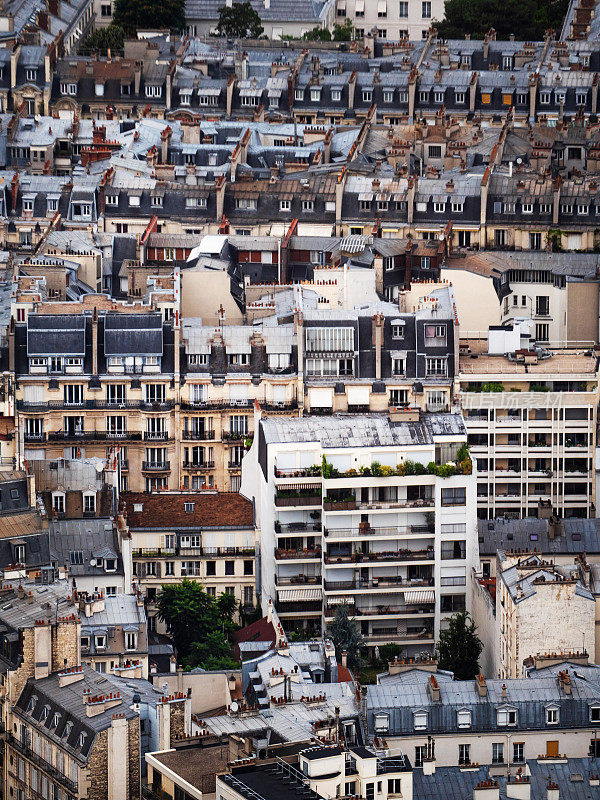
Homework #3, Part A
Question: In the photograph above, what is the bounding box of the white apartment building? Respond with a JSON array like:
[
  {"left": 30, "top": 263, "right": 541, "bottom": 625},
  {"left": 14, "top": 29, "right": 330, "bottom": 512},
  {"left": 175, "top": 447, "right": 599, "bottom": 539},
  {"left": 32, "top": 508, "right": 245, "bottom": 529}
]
[
  {"left": 336, "top": 0, "right": 442, "bottom": 40},
  {"left": 241, "top": 406, "right": 477, "bottom": 654},
  {"left": 459, "top": 326, "right": 600, "bottom": 520}
]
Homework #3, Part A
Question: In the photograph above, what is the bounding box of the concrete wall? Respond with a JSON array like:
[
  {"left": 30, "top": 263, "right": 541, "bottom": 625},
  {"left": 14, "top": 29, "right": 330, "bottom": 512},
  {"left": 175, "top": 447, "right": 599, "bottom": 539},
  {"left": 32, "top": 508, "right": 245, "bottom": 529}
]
[{"left": 567, "top": 281, "right": 599, "bottom": 346}]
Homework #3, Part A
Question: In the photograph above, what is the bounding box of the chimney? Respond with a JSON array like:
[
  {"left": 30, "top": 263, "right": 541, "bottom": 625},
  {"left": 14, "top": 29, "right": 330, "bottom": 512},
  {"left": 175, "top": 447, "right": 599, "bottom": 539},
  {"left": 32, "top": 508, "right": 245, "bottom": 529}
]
[
  {"left": 422, "top": 737, "right": 436, "bottom": 775},
  {"left": 372, "top": 313, "right": 383, "bottom": 379},
  {"left": 507, "top": 776, "right": 531, "bottom": 800},
  {"left": 91, "top": 308, "right": 98, "bottom": 376},
  {"left": 546, "top": 780, "right": 559, "bottom": 800},
  {"left": 501, "top": 683, "right": 507, "bottom": 699},
  {"left": 341, "top": 650, "right": 348, "bottom": 668},
  {"left": 58, "top": 666, "right": 85, "bottom": 687},
  {"left": 427, "top": 674, "right": 440, "bottom": 702},
  {"left": 160, "top": 126, "right": 172, "bottom": 164},
  {"left": 215, "top": 174, "right": 226, "bottom": 221},
  {"left": 473, "top": 780, "right": 500, "bottom": 800},
  {"left": 475, "top": 674, "right": 487, "bottom": 697}
]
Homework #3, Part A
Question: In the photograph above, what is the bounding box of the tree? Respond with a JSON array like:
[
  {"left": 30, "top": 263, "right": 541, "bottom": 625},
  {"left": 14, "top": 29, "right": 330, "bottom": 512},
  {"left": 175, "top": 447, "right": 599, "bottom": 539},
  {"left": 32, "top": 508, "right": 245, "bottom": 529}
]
[
  {"left": 435, "top": 0, "right": 569, "bottom": 39},
  {"left": 302, "top": 26, "right": 332, "bottom": 40},
  {"left": 332, "top": 19, "right": 354, "bottom": 40},
  {"left": 79, "top": 24, "right": 125, "bottom": 56},
  {"left": 326, "top": 604, "right": 365, "bottom": 669},
  {"left": 182, "top": 631, "right": 239, "bottom": 671},
  {"left": 113, "top": 0, "right": 185, "bottom": 36},
  {"left": 155, "top": 580, "right": 239, "bottom": 665},
  {"left": 378, "top": 643, "right": 404, "bottom": 665},
  {"left": 216, "top": 2, "right": 264, "bottom": 38},
  {"left": 436, "top": 611, "right": 483, "bottom": 680}
]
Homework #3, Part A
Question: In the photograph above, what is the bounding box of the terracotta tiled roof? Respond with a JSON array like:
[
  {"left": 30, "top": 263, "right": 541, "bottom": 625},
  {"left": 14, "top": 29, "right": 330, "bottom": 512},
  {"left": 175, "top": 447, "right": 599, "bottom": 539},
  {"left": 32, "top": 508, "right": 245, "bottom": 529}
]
[{"left": 121, "top": 492, "right": 254, "bottom": 529}]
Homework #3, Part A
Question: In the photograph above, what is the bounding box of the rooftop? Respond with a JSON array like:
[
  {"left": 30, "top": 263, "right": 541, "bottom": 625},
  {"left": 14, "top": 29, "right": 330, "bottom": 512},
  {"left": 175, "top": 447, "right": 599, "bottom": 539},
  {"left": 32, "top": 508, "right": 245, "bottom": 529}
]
[{"left": 121, "top": 492, "right": 255, "bottom": 529}]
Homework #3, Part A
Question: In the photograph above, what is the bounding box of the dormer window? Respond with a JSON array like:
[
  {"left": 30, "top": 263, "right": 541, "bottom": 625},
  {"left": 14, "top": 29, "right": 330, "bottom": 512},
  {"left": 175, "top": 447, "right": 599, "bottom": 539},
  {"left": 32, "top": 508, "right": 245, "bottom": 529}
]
[
  {"left": 295, "top": 88, "right": 304, "bottom": 101},
  {"left": 546, "top": 706, "right": 559, "bottom": 725},
  {"left": 145, "top": 85, "right": 162, "bottom": 98},
  {"left": 228, "top": 353, "right": 249, "bottom": 366},
  {"left": 27, "top": 694, "right": 38, "bottom": 714},
  {"left": 95, "top": 83, "right": 104, "bottom": 96},
  {"left": 413, "top": 711, "right": 427, "bottom": 730},
  {"left": 40, "top": 705, "right": 49, "bottom": 722},
  {"left": 26, "top": 68, "right": 37, "bottom": 82},
  {"left": 374, "top": 713, "right": 389, "bottom": 733},
  {"left": 95, "top": 634, "right": 106, "bottom": 650},
  {"left": 79, "top": 732, "right": 86, "bottom": 748},
  {"left": 104, "top": 558, "right": 116, "bottom": 572},
  {"left": 184, "top": 502, "right": 195, "bottom": 512},
  {"left": 457, "top": 709, "right": 471, "bottom": 728},
  {"left": 106, "top": 194, "right": 118, "bottom": 206},
  {"left": 51, "top": 713, "right": 60, "bottom": 730},
  {"left": 497, "top": 707, "right": 517, "bottom": 726},
  {"left": 64, "top": 721, "right": 73, "bottom": 739}
]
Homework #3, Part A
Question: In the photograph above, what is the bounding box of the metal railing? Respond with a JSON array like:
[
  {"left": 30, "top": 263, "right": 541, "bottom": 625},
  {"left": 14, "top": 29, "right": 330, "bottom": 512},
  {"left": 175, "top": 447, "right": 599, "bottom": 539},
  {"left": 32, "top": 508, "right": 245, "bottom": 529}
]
[
  {"left": 142, "top": 461, "right": 171, "bottom": 471},
  {"left": 8, "top": 734, "right": 78, "bottom": 794}
]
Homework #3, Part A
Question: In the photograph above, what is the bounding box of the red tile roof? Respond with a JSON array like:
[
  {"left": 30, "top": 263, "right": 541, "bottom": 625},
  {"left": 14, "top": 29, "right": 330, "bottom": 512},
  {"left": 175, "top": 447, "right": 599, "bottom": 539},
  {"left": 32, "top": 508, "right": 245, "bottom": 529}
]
[
  {"left": 337, "top": 664, "right": 354, "bottom": 683},
  {"left": 232, "top": 617, "right": 276, "bottom": 661},
  {"left": 121, "top": 492, "right": 254, "bottom": 529}
]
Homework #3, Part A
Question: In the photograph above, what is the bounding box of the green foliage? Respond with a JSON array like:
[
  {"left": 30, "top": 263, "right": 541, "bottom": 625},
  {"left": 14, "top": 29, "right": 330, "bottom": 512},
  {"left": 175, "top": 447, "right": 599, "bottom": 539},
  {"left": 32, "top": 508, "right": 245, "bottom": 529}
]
[
  {"left": 436, "top": 462, "right": 457, "bottom": 477},
  {"left": 457, "top": 443, "right": 470, "bottom": 463},
  {"left": 482, "top": 382, "right": 505, "bottom": 393},
  {"left": 156, "top": 580, "right": 239, "bottom": 667},
  {"left": 79, "top": 24, "right": 125, "bottom": 55},
  {"left": 332, "top": 19, "right": 354, "bottom": 40},
  {"left": 529, "top": 382, "right": 550, "bottom": 392},
  {"left": 326, "top": 604, "right": 365, "bottom": 669},
  {"left": 182, "top": 632, "right": 240, "bottom": 671},
  {"left": 113, "top": 0, "right": 185, "bottom": 34},
  {"left": 435, "top": 0, "right": 569, "bottom": 40},
  {"left": 322, "top": 456, "right": 339, "bottom": 479},
  {"left": 436, "top": 611, "right": 483, "bottom": 680},
  {"left": 378, "top": 643, "right": 404, "bottom": 665},
  {"left": 216, "top": 2, "right": 264, "bottom": 38},
  {"left": 302, "top": 25, "right": 331, "bottom": 40}
]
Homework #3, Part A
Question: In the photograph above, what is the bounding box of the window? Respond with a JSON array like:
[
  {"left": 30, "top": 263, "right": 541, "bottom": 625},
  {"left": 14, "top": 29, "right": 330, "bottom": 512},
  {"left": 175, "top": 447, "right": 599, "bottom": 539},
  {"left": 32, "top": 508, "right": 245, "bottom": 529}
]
[
  {"left": 529, "top": 232, "right": 542, "bottom": 251},
  {"left": 502, "top": 55, "right": 513, "bottom": 70},
  {"left": 540, "top": 203, "right": 552, "bottom": 214},
  {"left": 457, "top": 710, "right": 471, "bottom": 728},
  {"left": 492, "top": 743, "right": 504, "bottom": 764},
  {"left": 513, "top": 742, "right": 524, "bottom": 763},
  {"left": 458, "top": 744, "right": 470, "bottom": 765},
  {"left": 101, "top": 2, "right": 111, "bottom": 14},
  {"left": 522, "top": 203, "right": 533, "bottom": 214},
  {"left": 64, "top": 384, "right": 84, "bottom": 405},
  {"left": 546, "top": 707, "right": 559, "bottom": 725},
  {"left": 52, "top": 493, "right": 65, "bottom": 514},
  {"left": 426, "top": 357, "right": 446, "bottom": 376},
  {"left": 535, "top": 323, "right": 549, "bottom": 343},
  {"left": 561, "top": 203, "right": 573, "bottom": 215},
  {"left": 392, "top": 357, "right": 405, "bottom": 376},
  {"left": 383, "top": 90, "right": 394, "bottom": 103},
  {"left": 413, "top": 711, "right": 427, "bottom": 730},
  {"left": 441, "top": 487, "right": 466, "bottom": 506},
  {"left": 83, "top": 493, "right": 96, "bottom": 514},
  {"left": 280, "top": 200, "right": 291, "bottom": 211},
  {"left": 295, "top": 88, "right": 304, "bottom": 101},
  {"left": 539, "top": 91, "right": 551, "bottom": 104},
  {"left": 392, "top": 324, "right": 404, "bottom": 339},
  {"left": 452, "top": 201, "right": 463, "bottom": 213},
  {"left": 497, "top": 708, "right": 517, "bottom": 726},
  {"left": 422, "top": 0, "right": 431, "bottom": 15},
  {"left": 363, "top": 90, "right": 373, "bottom": 102},
  {"left": 125, "top": 632, "right": 137, "bottom": 650},
  {"left": 578, "top": 203, "right": 589, "bottom": 215},
  {"left": 302, "top": 200, "right": 314, "bottom": 212},
  {"left": 235, "top": 198, "right": 257, "bottom": 211},
  {"left": 433, "top": 202, "right": 445, "bottom": 213},
  {"left": 95, "top": 634, "right": 106, "bottom": 650},
  {"left": 360, "top": 199, "right": 372, "bottom": 212},
  {"left": 331, "top": 89, "right": 342, "bottom": 101},
  {"left": 399, "top": 0, "right": 408, "bottom": 13},
  {"left": 145, "top": 84, "right": 162, "bottom": 98},
  {"left": 576, "top": 91, "right": 587, "bottom": 105},
  {"left": 536, "top": 296, "right": 549, "bottom": 316},
  {"left": 441, "top": 540, "right": 466, "bottom": 559},
  {"left": 455, "top": 91, "right": 465, "bottom": 103},
  {"left": 591, "top": 707, "right": 600, "bottom": 722},
  {"left": 434, "top": 92, "right": 444, "bottom": 104},
  {"left": 414, "top": 746, "right": 425, "bottom": 768}
]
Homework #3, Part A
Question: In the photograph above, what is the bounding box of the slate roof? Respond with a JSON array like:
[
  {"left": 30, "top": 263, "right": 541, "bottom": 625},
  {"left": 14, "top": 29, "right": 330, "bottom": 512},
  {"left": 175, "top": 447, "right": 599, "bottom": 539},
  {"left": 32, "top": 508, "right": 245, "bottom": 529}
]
[
  {"left": 103, "top": 313, "right": 163, "bottom": 357},
  {"left": 185, "top": 0, "right": 331, "bottom": 22},
  {"left": 26, "top": 314, "right": 86, "bottom": 357},
  {"left": 478, "top": 517, "right": 600, "bottom": 557},
  {"left": 49, "top": 519, "right": 123, "bottom": 578},
  {"left": 260, "top": 413, "right": 466, "bottom": 448}
]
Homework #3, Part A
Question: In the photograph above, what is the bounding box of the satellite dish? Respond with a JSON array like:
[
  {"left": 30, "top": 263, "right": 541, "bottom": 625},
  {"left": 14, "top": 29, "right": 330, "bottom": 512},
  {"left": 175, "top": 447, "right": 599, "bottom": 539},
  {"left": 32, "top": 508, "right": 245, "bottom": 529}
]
[
  {"left": 89, "top": 558, "right": 97, "bottom": 567},
  {"left": 438, "top": 232, "right": 445, "bottom": 240},
  {"left": 230, "top": 701, "right": 239, "bottom": 713},
  {"left": 516, "top": 157, "right": 523, "bottom": 165}
]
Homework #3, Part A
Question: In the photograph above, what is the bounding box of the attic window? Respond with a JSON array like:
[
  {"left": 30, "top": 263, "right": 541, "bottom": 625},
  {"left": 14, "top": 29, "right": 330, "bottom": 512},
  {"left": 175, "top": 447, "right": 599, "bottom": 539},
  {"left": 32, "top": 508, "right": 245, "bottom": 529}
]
[
  {"left": 69, "top": 551, "right": 84, "bottom": 565},
  {"left": 40, "top": 705, "right": 50, "bottom": 722},
  {"left": 79, "top": 732, "right": 86, "bottom": 748},
  {"left": 51, "top": 712, "right": 60, "bottom": 729},
  {"left": 184, "top": 502, "right": 195, "bottom": 513},
  {"left": 64, "top": 721, "right": 73, "bottom": 738},
  {"left": 27, "top": 695, "right": 38, "bottom": 714},
  {"left": 374, "top": 712, "right": 389, "bottom": 732}
]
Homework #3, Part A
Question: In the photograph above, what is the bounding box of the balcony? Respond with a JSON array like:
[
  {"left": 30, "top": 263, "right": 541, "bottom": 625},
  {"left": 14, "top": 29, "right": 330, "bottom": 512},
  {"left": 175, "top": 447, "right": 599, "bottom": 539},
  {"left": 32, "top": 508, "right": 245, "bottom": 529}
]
[
  {"left": 142, "top": 461, "right": 170, "bottom": 472},
  {"left": 275, "top": 547, "right": 322, "bottom": 560},
  {"left": 262, "top": 400, "right": 299, "bottom": 412},
  {"left": 228, "top": 461, "right": 243, "bottom": 470},
  {"left": 144, "top": 431, "right": 171, "bottom": 441},
  {"left": 140, "top": 400, "right": 175, "bottom": 411},
  {"left": 8, "top": 734, "right": 78, "bottom": 794},
  {"left": 222, "top": 431, "right": 250, "bottom": 442},
  {"left": 275, "top": 521, "right": 321, "bottom": 533},
  {"left": 182, "top": 430, "right": 215, "bottom": 440},
  {"left": 180, "top": 399, "right": 253, "bottom": 411},
  {"left": 324, "top": 524, "right": 433, "bottom": 538},
  {"left": 275, "top": 466, "right": 321, "bottom": 478},
  {"left": 275, "top": 575, "right": 321, "bottom": 586},
  {"left": 323, "top": 499, "right": 358, "bottom": 511},
  {"left": 182, "top": 460, "right": 215, "bottom": 470},
  {"left": 24, "top": 432, "right": 46, "bottom": 442},
  {"left": 276, "top": 600, "right": 322, "bottom": 614},
  {"left": 275, "top": 489, "right": 321, "bottom": 507},
  {"left": 324, "top": 577, "right": 433, "bottom": 591},
  {"left": 324, "top": 547, "right": 434, "bottom": 564},
  {"left": 47, "top": 430, "right": 142, "bottom": 441}
]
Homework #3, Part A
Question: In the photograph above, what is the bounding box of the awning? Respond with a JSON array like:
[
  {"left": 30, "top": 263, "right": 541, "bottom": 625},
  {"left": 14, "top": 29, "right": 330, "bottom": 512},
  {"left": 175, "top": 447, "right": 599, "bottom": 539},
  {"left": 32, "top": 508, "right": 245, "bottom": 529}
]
[
  {"left": 309, "top": 387, "right": 334, "bottom": 408},
  {"left": 404, "top": 589, "right": 435, "bottom": 603},
  {"left": 239, "top": 88, "right": 263, "bottom": 97},
  {"left": 278, "top": 588, "right": 322, "bottom": 602},
  {"left": 377, "top": 0, "right": 386, "bottom": 11},
  {"left": 391, "top": 318, "right": 405, "bottom": 326},
  {"left": 347, "top": 385, "right": 370, "bottom": 405},
  {"left": 358, "top": 192, "right": 373, "bottom": 201},
  {"left": 327, "top": 596, "right": 354, "bottom": 604},
  {"left": 355, "top": 0, "right": 365, "bottom": 11},
  {"left": 198, "top": 87, "right": 221, "bottom": 96}
]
